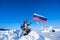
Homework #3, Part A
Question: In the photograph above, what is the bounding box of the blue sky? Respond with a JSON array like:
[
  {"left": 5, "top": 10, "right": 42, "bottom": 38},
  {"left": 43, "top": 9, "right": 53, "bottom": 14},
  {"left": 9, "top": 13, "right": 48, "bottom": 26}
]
[{"left": 0, "top": 0, "right": 60, "bottom": 29}]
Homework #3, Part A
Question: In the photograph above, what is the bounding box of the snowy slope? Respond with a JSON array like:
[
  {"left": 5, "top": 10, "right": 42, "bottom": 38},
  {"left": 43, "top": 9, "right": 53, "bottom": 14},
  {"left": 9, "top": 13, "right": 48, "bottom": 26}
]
[{"left": 0, "top": 29, "right": 40, "bottom": 40}]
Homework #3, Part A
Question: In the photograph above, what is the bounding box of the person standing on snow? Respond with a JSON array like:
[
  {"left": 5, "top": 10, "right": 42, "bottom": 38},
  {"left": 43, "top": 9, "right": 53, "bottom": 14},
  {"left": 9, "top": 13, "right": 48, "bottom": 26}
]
[{"left": 21, "top": 19, "right": 32, "bottom": 36}]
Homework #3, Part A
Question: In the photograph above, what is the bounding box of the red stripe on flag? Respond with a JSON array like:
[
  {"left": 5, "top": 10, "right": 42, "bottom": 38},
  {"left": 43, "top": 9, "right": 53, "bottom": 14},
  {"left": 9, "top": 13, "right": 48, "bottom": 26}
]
[
  {"left": 40, "top": 20, "right": 46, "bottom": 24},
  {"left": 32, "top": 17, "right": 41, "bottom": 20}
]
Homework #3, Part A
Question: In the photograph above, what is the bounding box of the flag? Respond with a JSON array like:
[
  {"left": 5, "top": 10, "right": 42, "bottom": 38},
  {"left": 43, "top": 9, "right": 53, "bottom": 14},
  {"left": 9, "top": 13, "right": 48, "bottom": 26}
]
[{"left": 32, "top": 13, "right": 47, "bottom": 24}]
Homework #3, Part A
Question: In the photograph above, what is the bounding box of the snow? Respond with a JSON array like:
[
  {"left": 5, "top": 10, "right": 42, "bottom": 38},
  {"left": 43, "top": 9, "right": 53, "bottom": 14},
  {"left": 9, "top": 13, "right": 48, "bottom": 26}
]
[
  {"left": 0, "top": 29, "right": 40, "bottom": 40},
  {"left": 19, "top": 30, "right": 40, "bottom": 40}
]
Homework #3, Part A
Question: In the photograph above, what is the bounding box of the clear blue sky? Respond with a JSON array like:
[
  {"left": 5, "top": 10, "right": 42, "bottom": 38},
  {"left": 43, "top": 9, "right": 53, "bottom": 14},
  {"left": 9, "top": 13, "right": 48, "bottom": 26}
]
[{"left": 0, "top": 0, "right": 60, "bottom": 29}]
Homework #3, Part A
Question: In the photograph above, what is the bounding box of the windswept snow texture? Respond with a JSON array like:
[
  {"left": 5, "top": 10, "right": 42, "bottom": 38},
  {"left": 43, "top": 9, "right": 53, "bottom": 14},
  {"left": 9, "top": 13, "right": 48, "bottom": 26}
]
[{"left": 0, "top": 29, "right": 40, "bottom": 40}]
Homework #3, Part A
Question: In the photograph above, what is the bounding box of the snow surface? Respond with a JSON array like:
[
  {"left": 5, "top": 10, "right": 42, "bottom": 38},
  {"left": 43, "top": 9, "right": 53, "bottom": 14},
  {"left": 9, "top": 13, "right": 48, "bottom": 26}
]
[{"left": 0, "top": 29, "right": 40, "bottom": 40}]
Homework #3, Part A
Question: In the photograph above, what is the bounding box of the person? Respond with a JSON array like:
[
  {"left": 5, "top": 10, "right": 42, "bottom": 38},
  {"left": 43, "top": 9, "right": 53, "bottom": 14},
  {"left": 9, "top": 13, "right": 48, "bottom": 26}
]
[{"left": 21, "top": 19, "right": 32, "bottom": 36}]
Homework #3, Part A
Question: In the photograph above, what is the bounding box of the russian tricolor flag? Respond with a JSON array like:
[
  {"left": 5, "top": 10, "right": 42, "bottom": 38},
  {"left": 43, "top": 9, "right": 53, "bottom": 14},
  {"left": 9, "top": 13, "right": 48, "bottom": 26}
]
[{"left": 32, "top": 13, "right": 47, "bottom": 24}]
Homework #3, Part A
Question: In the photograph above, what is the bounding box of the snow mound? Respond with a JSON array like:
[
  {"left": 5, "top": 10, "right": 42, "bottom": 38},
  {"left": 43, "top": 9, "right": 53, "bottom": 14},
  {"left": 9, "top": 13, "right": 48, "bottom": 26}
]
[
  {"left": 19, "top": 31, "right": 40, "bottom": 40},
  {"left": 0, "top": 29, "right": 40, "bottom": 40}
]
